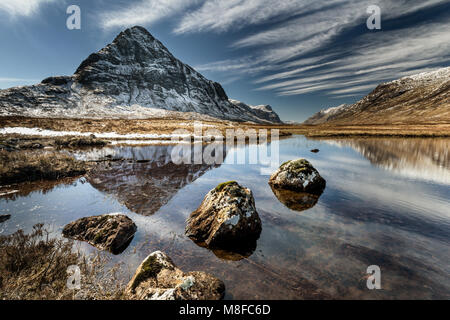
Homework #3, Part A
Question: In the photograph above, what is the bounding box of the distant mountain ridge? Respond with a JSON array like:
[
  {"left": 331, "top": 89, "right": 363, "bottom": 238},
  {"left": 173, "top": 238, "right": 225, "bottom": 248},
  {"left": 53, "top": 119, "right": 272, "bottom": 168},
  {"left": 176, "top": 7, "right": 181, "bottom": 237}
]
[
  {"left": 228, "top": 99, "right": 282, "bottom": 124},
  {"left": 0, "top": 26, "right": 282, "bottom": 124},
  {"left": 304, "top": 67, "right": 450, "bottom": 125}
]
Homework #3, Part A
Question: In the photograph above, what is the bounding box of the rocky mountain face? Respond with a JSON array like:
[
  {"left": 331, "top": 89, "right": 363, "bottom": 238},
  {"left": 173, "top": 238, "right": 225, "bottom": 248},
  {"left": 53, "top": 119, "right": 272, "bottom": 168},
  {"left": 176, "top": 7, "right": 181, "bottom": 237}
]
[
  {"left": 0, "top": 26, "right": 281, "bottom": 124},
  {"left": 304, "top": 67, "right": 450, "bottom": 125},
  {"left": 228, "top": 99, "right": 282, "bottom": 124}
]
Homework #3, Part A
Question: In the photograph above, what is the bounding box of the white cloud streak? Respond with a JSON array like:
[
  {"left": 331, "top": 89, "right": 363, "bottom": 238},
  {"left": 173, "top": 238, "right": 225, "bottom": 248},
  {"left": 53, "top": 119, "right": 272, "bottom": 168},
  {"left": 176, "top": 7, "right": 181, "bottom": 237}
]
[
  {"left": 0, "top": 0, "right": 55, "bottom": 17},
  {"left": 100, "top": 0, "right": 200, "bottom": 30},
  {"left": 187, "top": 0, "right": 450, "bottom": 98}
]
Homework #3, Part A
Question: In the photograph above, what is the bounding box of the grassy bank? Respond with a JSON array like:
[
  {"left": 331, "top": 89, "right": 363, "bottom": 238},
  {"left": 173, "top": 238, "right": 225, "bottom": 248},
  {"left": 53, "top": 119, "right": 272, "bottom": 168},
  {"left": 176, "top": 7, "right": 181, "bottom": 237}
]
[
  {"left": 2, "top": 116, "right": 450, "bottom": 138},
  {"left": 0, "top": 150, "right": 87, "bottom": 185},
  {"left": 0, "top": 224, "right": 124, "bottom": 300}
]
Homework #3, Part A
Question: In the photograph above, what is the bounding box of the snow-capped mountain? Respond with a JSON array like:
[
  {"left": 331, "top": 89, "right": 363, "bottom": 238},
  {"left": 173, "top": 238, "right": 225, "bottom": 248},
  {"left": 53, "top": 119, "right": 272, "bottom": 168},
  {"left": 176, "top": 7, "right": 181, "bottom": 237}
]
[
  {"left": 304, "top": 67, "right": 450, "bottom": 125},
  {"left": 303, "top": 104, "right": 350, "bottom": 124},
  {"left": 0, "top": 26, "right": 281, "bottom": 124},
  {"left": 228, "top": 99, "right": 282, "bottom": 124}
]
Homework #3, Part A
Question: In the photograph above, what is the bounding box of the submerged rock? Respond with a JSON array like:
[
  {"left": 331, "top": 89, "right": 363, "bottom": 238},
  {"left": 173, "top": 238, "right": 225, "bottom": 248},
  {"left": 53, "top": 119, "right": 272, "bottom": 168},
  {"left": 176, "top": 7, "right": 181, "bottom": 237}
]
[
  {"left": 269, "top": 159, "right": 326, "bottom": 194},
  {"left": 185, "top": 181, "right": 262, "bottom": 251},
  {"left": 125, "top": 251, "right": 225, "bottom": 300},
  {"left": 0, "top": 214, "right": 11, "bottom": 223},
  {"left": 62, "top": 213, "right": 137, "bottom": 254}
]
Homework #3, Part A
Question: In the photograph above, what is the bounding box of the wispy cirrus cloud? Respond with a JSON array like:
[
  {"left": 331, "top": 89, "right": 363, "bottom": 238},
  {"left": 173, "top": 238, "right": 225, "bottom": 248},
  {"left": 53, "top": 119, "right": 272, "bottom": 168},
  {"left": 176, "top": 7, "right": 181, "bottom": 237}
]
[
  {"left": 95, "top": 0, "right": 450, "bottom": 98},
  {"left": 100, "top": 0, "right": 200, "bottom": 30},
  {"left": 189, "top": 0, "right": 450, "bottom": 97},
  {"left": 0, "top": 0, "right": 56, "bottom": 17}
]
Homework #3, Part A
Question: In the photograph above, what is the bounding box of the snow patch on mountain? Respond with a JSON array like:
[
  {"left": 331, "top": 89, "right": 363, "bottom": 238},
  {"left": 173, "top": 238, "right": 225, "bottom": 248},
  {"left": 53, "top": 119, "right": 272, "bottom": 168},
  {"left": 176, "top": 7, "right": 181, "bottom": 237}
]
[{"left": 0, "top": 26, "right": 281, "bottom": 124}]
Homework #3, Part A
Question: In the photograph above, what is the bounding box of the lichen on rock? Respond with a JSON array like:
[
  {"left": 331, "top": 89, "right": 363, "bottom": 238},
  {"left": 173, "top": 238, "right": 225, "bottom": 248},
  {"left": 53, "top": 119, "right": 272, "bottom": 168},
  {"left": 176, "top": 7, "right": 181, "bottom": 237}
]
[
  {"left": 125, "top": 251, "right": 225, "bottom": 300},
  {"left": 269, "top": 159, "right": 326, "bottom": 194},
  {"left": 185, "top": 181, "right": 262, "bottom": 251}
]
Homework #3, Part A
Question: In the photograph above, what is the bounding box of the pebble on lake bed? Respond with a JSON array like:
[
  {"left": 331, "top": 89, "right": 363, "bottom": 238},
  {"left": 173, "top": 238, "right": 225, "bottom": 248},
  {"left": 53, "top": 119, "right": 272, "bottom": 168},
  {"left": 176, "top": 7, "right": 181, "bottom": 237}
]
[{"left": 0, "top": 214, "right": 11, "bottom": 223}]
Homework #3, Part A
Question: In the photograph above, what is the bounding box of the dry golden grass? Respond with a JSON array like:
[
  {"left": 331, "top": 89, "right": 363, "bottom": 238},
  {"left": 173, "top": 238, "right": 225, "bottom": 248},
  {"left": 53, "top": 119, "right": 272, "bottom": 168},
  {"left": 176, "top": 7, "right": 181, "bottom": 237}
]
[
  {"left": 0, "top": 224, "right": 126, "bottom": 300},
  {"left": 0, "top": 150, "right": 87, "bottom": 185},
  {"left": 1, "top": 116, "right": 450, "bottom": 138}
]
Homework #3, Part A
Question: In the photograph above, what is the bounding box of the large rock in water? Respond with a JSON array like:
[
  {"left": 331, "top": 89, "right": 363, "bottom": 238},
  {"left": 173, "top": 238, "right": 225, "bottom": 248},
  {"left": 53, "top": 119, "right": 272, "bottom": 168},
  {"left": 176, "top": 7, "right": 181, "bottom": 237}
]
[
  {"left": 0, "top": 26, "right": 281, "bottom": 123},
  {"left": 125, "top": 251, "right": 225, "bottom": 300},
  {"left": 185, "top": 181, "right": 262, "bottom": 250},
  {"left": 62, "top": 214, "right": 137, "bottom": 254},
  {"left": 269, "top": 159, "right": 326, "bottom": 194}
]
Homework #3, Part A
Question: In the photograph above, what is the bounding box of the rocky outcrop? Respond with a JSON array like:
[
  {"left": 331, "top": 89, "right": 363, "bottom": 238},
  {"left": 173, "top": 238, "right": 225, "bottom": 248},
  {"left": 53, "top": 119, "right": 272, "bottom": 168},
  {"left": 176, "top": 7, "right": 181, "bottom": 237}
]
[
  {"left": 269, "top": 159, "right": 326, "bottom": 194},
  {"left": 185, "top": 181, "right": 262, "bottom": 250},
  {"left": 0, "top": 214, "right": 11, "bottom": 223},
  {"left": 304, "top": 67, "right": 450, "bottom": 125},
  {"left": 0, "top": 26, "right": 281, "bottom": 124},
  {"left": 125, "top": 251, "right": 225, "bottom": 300},
  {"left": 62, "top": 214, "right": 137, "bottom": 254}
]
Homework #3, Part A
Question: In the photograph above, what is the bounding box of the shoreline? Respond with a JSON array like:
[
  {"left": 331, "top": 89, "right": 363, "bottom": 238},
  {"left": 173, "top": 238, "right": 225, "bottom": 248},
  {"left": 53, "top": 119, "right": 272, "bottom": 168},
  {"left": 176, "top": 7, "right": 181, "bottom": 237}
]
[{"left": 1, "top": 116, "right": 450, "bottom": 139}]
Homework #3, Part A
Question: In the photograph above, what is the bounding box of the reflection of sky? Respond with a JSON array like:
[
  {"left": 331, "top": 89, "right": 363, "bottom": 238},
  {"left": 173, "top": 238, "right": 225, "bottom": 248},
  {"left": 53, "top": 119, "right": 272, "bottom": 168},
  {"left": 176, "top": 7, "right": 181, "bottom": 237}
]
[{"left": 1, "top": 135, "right": 449, "bottom": 299}]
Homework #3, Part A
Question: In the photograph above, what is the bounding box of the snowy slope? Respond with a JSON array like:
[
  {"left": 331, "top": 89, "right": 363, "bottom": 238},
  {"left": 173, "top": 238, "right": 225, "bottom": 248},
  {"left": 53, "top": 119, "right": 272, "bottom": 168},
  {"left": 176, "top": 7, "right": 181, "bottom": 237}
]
[
  {"left": 304, "top": 67, "right": 450, "bottom": 125},
  {"left": 0, "top": 26, "right": 281, "bottom": 124}
]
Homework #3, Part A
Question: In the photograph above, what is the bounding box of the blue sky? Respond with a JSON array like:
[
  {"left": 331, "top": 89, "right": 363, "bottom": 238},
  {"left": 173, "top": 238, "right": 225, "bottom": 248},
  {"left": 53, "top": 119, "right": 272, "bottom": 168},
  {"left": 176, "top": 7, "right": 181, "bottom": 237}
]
[{"left": 0, "top": 0, "right": 449, "bottom": 121}]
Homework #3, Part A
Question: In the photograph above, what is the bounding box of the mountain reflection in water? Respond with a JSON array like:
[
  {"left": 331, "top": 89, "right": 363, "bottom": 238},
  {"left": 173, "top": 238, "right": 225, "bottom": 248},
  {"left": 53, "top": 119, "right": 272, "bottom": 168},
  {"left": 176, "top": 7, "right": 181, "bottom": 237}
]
[
  {"left": 320, "top": 138, "right": 450, "bottom": 184},
  {"left": 0, "top": 136, "right": 449, "bottom": 299}
]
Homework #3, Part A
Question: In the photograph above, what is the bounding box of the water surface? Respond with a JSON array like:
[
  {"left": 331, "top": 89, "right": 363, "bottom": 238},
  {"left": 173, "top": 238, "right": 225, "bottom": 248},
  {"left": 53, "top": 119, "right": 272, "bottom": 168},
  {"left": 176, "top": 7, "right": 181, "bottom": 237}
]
[{"left": 1, "top": 136, "right": 449, "bottom": 299}]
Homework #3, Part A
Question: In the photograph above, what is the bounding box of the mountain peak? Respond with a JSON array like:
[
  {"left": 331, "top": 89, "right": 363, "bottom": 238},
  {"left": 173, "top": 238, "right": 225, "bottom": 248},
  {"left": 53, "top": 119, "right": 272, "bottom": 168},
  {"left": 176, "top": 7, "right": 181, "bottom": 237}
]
[
  {"left": 112, "top": 25, "right": 157, "bottom": 45},
  {"left": 0, "top": 26, "right": 282, "bottom": 123}
]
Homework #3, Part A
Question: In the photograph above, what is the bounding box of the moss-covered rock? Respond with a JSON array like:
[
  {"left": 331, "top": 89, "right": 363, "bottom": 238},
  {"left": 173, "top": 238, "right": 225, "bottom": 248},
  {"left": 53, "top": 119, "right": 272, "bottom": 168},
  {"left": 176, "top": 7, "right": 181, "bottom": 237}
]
[
  {"left": 62, "top": 213, "right": 137, "bottom": 254},
  {"left": 185, "top": 181, "right": 261, "bottom": 253},
  {"left": 125, "top": 251, "right": 225, "bottom": 300},
  {"left": 269, "top": 159, "right": 326, "bottom": 194}
]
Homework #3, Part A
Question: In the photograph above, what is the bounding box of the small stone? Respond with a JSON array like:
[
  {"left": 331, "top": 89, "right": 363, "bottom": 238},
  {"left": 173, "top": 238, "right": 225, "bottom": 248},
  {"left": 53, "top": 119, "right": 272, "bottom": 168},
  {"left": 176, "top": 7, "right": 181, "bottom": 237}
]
[
  {"left": 62, "top": 213, "right": 137, "bottom": 254},
  {"left": 0, "top": 214, "right": 11, "bottom": 223},
  {"left": 125, "top": 251, "right": 225, "bottom": 300}
]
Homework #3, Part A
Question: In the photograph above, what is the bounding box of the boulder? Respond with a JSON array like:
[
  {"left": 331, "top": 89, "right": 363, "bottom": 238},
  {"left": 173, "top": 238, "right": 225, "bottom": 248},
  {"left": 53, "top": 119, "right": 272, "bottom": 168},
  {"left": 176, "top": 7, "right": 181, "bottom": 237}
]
[
  {"left": 185, "top": 181, "right": 262, "bottom": 250},
  {"left": 0, "top": 214, "right": 11, "bottom": 223},
  {"left": 125, "top": 251, "right": 225, "bottom": 300},
  {"left": 62, "top": 213, "right": 137, "bottom": 254},
  {"left": 269, "top": 159, "right": 326, "bottom": 194}
]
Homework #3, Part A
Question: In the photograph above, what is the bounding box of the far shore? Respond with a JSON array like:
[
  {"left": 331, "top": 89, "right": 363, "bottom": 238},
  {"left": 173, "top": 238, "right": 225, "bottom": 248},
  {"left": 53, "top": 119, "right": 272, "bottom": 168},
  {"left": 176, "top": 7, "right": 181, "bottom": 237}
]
[{"left": 1, "top": 116, "right": 450, "bottom": 138}]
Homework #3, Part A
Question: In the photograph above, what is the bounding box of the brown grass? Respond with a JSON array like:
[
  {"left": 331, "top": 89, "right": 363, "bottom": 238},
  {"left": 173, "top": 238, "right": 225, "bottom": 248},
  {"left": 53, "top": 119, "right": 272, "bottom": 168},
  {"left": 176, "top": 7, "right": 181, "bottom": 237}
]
[
  {"left": 0, "top": 224, "right": 125, "bottom": 300},
  {"left": 1, "top": 116, "right": 450, "bottom": 138},
  {"left": 0, "top": 150, "right": 87, "bottom": 185}
]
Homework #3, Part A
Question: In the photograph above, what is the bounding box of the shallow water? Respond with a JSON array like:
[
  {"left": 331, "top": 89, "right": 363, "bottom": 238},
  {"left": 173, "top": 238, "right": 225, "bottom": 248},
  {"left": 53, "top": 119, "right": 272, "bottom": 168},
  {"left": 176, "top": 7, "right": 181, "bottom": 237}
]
[{"left": 1, "top": 136, "right": 449, "bottom": 299}]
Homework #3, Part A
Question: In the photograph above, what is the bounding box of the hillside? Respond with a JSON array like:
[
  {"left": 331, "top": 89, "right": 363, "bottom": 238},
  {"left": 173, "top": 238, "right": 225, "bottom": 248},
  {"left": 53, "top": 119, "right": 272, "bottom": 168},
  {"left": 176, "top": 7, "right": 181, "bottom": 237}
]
[{"left": 304, "top": 67, "right": 450, "bottom": 125}]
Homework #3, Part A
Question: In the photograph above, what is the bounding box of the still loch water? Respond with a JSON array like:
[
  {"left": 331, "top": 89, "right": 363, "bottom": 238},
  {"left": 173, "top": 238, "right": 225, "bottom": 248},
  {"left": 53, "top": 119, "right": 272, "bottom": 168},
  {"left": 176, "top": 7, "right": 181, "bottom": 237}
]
[{"left": 1, "top": 136, "right": 449, "bottom": 299}]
